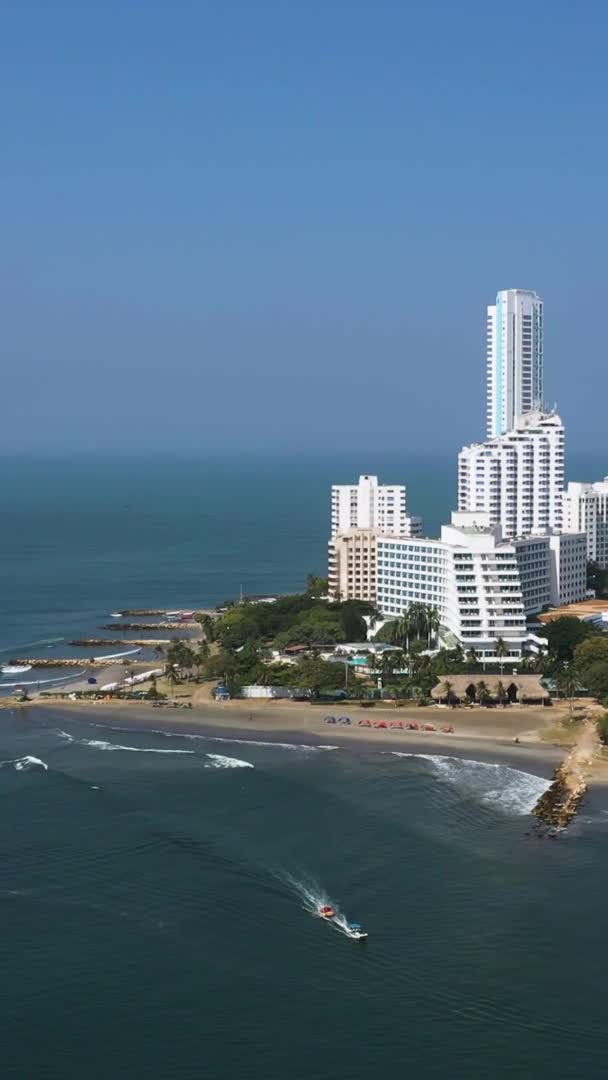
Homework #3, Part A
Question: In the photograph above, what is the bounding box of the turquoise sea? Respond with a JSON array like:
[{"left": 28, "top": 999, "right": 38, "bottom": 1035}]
[{"left": 2, "top": 454, "right": 608, "bottom": 1078}]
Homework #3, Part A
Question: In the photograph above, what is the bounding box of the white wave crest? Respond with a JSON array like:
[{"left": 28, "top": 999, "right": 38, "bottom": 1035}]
[
  {"left": 391, "top": 752, "right": 550, "bottom": 816},
  {"left": 79, "top": 738, "right": 194, "bottom": 755},
  {"left": 205, "top": 753, "right": 253, "bottom": 769},
  {"left": 0, "top": 755, "right": 48, "bottom": 772},
  {"left": 1, "top": 664, "right": 33, "bottom": 675}
]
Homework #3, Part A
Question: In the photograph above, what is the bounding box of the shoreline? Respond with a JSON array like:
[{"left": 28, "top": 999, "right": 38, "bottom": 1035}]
[{"left": 32, "top": 699, "right": 571, "bottom": 778}]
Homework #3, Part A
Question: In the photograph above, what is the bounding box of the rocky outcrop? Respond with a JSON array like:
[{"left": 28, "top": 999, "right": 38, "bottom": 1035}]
[{"left": 533, "top": 721, "right": 598, "bottom": 829}]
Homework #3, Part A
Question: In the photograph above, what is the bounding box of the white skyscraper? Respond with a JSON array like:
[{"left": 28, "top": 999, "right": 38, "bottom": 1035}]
[
  {"left": 458, "top": 410, "right": 565, "bottom": 539},
  {"left": 330, "top": 475, "right": 421, "bottom": 539},
  {"left": 563, "top": 479, "right": 608, "bottom": 568},
  {"left": 486, "top": 289, "right": 544, "bottom": 438}
]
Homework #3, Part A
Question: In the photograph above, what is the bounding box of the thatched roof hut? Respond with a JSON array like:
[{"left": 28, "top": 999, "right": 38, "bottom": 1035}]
[{"left": 431, "top": 674, "right": 550, "bottom": 704}]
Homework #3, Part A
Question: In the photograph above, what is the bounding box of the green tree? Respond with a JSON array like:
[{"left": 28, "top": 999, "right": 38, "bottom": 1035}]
[
  {"left": 583, "top": 662, "right": 608, "bottom": 702},
  {"left": 587, "top": 561, "right": 608, "bottom": 599},
  {"left": 596, "top": 714, "right": 608, "bottom": 744},
  {"left": 495, "top": 637, "right": 509, "bottom": 675},
  {"left": 574, "top": 636, "right": 608, "bottom": 673},
  {"left": 465, "top": 648, "right": 480, "bottom": 670},
  {"left": 164, "top": 662, "right": 179, "bottom": 687},
  {"left": 495, "top": 679, "right": 508, "bottom": 707},
  {"left": 306, "top": 574, "right": 329, "bottom": 597},
  {"left": 556, "top": 666, "right": 579, "bottom": 714},
  {"left": 544, "top": 617, "right": 596, "bottom": 670},
  {"left": 441, "top": 679, "right": 454, "bottom": 705},
  {"left": 476, "top": 680, "right": 490, "bottom": 706},
  {"left": 426, "top": 607, "right": 441, "bottom": 648}
]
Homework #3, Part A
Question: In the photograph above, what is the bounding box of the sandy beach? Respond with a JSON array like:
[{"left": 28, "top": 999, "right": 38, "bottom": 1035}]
[{"left": 33, "top": 696, "right": 577, "bottom": 776}]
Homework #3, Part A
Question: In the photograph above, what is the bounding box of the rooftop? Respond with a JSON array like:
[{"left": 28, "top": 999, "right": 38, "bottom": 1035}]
[{"left": 537, "top": 600, "right": 608, "bottom": 623}]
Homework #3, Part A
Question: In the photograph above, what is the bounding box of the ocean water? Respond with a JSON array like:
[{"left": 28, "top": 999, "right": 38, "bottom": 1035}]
[
  {"left": 2, "top": 706, "right": 608, "bottom": 1079},
  {"left": 0, "top": 455, "right": 455, "bottom": 673},
  {"left": 3, "top": 453, "right": 608, "bottom": 1078}
]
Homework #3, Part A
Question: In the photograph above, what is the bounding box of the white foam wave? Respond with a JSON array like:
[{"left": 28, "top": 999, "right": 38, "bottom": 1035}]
[
  {"left": 0, "top": 755, "right": 48, "bottom": 772},
  {"left": 1, "top": 664, "right": 33, "bottom": 675},
  {"left": 79, "top": 738, "right": 194, "bottom": 755},
  {"left": 0, "top": 669, "right": 87, "bottom": 688},
  {"left": 205, "top": 753, "right": 254, "bottom": 769},
  {"left": 391, "top": 752, "right": 550, "bottom": 816},
  {"left": 132, "top": 728, "right": 333, "bottom": 752},
  {"left": 0, "top": 636, "right": 65, "bottom": 655}
]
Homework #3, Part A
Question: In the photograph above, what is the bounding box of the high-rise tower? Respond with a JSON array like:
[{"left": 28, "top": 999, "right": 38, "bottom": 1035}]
[{"left": 486, "top": 289, "right": 543, "bottom": 438}]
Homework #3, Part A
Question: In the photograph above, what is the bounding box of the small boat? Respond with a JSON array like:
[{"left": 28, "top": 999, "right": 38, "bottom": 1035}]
[
  {"left": 319, "top": 905, "right": 336, "bottom": 920},
  {"left": 345, "top": 922, "right": 368, "bottom": 941},
  {"left": 110, "top": 613, "right": 123, "bottom": 618}
]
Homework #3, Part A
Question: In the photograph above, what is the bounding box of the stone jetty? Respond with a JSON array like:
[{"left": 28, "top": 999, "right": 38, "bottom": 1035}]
[
  {"left": 100, "top": 622, "right": 199, "bottom": 631},
  {"left": 9, "top": 657, "right": 140, "bottom": 669},
  {"left": 533, "top": 720, "right": 599, "bottom": 829},
  {"left": 69, "top": 639, "right": 170, "bottom": 647}
]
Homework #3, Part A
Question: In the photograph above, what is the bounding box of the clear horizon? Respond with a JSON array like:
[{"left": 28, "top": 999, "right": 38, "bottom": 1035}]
[{"left": 2, "top": 2, "right": 607, "bottom": 456}]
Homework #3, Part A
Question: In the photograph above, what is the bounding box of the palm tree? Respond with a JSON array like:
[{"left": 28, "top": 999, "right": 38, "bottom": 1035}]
[
  {"left": 476, "top": 680, "right": 490, "bottom": 706},
  {"left": 165, "top": 662, "right": 179, "bottom": 687},
  {"left": 383, "top": 615, "right": 411, "bottom": 655},
  {"left": 154, "top": 644, "right": 165, "bottom": 661},
  {"left": 426, "top": 607, "right": 440, "bottom": 649},
  {"left": 556, "top": 666, "right": 578, "bottom": 716},
  {"left": 466, "top": 648, "right": 480, "bottom": 670},
  {"left": 495, "top": 679, "right": 508, "bottom": 707},
  {"left": 441, "top": 679, "right": 454, "bottom": 706},
  {"left": 495, "top": 637, "right": 509, "bottom": 676}
]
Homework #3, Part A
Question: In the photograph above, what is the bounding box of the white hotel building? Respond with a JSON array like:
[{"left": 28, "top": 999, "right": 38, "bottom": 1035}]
[
  {"left": 331, "top": 474, "right": 421, "bottom": 539},
  {"left": 375, "top": 512, "right": 586, "bottom": 660},
  {"left": 486, "top": 288, "right": 544, "bottom": 438},
  {"left": 563, "top": 479, "right": 608, "bottom": 568},
  {"left": 458, "top": 410, "right": 564, "bottom": 539}
]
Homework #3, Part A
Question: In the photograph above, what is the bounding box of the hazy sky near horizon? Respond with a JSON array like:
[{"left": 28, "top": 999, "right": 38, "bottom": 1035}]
[{"left": 2, "top": 1, "right": 607, "bottom": 458}]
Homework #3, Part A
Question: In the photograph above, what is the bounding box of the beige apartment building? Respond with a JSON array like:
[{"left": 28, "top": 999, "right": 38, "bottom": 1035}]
[{"left": 328, "top": 528, "right": 379, "bottom": 602}]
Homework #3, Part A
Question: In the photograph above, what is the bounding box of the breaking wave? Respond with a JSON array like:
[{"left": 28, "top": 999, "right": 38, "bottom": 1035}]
[
  {"left": 100, "top": 726, "right": 340, "bottom": 753},
  {"left": 77, "top": 738, "right": 194, "bottom": 755},
  {"left": 1, "top": 664, "right": 32, "bottom": 675},
  {"left": 391, "top": 752, "right": 550, "bottom": 816},
  {"left": 205, "top": 754, "right": 254, "bottom": 769},
  {"left": 0, "top": 755, "right": 48, "bottom": 772}
]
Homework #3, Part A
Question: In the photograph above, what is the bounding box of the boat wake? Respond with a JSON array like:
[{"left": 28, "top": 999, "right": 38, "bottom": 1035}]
[
  {"left": 278, "top": 872, "right": 355, "bottom": 938},
  {"left": 0, "top": 755, "right": 48, "bottom": 772},
  {"left": 391, "top": 752, "right": 551, "bottom": 816}
]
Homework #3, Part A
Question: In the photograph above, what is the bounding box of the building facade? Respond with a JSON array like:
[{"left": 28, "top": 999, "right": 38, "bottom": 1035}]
[
  {"left": 328, "top": 529, "right": 378, "bottom": 603},
  {"left": 330, "top": 475, "right": 421, "bottom": 539},
  {"left": 458, "top": 410, "right": 564, "bottom": 539},
  {"left": 547, "top": 532, "right": 588, "bottom": 606},
  {"left": 375, "top": 512, "right": 586, "bottom": 660},
  {"left": 562, "top": 479, "right": 608, "bottom": 568},
  {"left": 486, "top": 288, "right": 544, "bottom": 437}
]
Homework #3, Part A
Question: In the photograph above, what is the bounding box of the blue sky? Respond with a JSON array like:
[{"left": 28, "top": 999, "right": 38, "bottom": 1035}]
[{"left": 2, "top": 0, "right": 607, "bottom": 457}]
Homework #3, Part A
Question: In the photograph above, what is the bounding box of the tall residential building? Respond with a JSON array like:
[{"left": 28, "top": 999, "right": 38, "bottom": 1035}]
[
  {"left": 375, "top": 512, "right": 586, "bottom": 660},
  {"left": 330, "top": 475, "right": 422, "bottom": 539},
  {"left": 458, "top": 410, "right": 564, "bottom": 539},
  {"left": 563, "top": 479, "right": 608, "bottom": 568},
  {"left": 328, "top": 529, "right": 378, "bottom": 603},
  {"left": 486, "top": 289, "right": 544, "bottom": 438}
]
